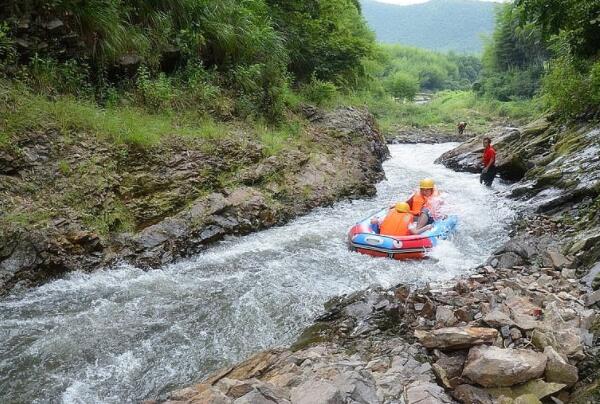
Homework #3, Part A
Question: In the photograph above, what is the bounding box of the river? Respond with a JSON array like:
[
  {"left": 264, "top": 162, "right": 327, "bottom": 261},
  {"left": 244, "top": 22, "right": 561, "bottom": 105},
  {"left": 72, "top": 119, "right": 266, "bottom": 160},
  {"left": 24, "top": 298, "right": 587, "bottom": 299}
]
[{"left": 0, "top": 143, "right": 515, "bottom": 403}]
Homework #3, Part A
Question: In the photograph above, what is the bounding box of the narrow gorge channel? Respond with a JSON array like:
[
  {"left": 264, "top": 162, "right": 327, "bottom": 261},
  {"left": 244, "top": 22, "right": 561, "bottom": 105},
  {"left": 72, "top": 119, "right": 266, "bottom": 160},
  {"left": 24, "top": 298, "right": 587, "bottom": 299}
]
[{"left": 0, "top": 143, "right": 516, "bottom": 403}]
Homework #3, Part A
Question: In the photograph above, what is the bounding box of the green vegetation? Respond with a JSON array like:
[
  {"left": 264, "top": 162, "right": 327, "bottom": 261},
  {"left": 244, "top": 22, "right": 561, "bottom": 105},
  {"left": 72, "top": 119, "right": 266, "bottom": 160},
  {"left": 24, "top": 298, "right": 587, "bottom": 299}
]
[
  {"left": 376, "top": 45, "right": 482, "bottom": 94},
  {"left": 0, "top": 0, "right": 375, "bottom": 135},
  {"left": 478, "top": 4, "right": 548, "bottom": 101},
  {"left": 479, "top": 0, "right": 600, "bottom": 119},
  {"left": 339, "top": 90, "right": 540, "bottom": 135}
]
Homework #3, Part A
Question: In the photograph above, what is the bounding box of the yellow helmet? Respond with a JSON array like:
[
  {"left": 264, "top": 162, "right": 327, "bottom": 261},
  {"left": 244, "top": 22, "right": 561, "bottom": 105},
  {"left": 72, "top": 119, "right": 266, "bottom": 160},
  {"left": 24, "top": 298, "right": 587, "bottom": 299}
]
[
  {"left": 395, "top": 202, "right": 410, "bottom": 213},
  {"left": 419, "top": 178, "right": 435, "bottom": 189}
]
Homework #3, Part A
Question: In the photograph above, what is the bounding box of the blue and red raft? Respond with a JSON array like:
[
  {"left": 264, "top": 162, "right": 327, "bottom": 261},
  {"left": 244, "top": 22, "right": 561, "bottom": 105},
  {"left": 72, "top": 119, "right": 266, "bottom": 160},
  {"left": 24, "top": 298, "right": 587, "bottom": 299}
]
[{"left": 347, "top": 208, "right": 458, "bottom": 260}]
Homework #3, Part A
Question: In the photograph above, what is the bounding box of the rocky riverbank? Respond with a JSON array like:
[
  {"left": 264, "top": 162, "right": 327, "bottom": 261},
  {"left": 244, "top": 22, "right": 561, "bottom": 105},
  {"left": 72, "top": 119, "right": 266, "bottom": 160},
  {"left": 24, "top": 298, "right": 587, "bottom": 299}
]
[
  {"left": 0, "top": 107, "right": 389, "bottom": 296},
  {"left": 158, "top": 117, "right": 600, "bottom": 403},
  {"left": 387, "top": 127, "right": 469, "bottom": 144}
]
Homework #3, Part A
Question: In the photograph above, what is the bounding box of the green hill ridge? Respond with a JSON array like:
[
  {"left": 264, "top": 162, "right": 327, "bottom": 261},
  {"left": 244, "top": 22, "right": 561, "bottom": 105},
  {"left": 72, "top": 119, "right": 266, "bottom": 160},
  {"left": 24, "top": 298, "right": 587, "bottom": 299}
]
[{"left": 360, "top": 0, "right": 499, "bottom": 53}]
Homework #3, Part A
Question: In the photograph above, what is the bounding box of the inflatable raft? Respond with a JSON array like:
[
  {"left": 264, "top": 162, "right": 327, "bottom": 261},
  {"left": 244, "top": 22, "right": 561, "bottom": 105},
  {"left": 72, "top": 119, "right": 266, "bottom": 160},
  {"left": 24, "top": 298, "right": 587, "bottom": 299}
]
[{"left": 348, "top": 208, "right": 458, "bottom": 260}]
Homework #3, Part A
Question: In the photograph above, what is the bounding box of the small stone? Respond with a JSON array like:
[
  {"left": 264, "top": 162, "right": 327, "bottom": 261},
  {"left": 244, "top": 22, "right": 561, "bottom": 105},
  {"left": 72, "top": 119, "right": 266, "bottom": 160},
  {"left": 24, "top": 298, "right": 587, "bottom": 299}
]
[
  {"left": 483, "top": 310, "right": 514, "bottom": 328},
  {"left": 436, "top": 306, "right": 458, "bottom": 327},
  {"left": 509, "top": 328, "right": 522, "bottom": 340},
  {"left": 454, "top": 308, "right": 472, "bottom": 322},
  {"left": 45, "top": 18, "right": 64, "bottom": 30},
  {"left": 500, "top": 325, "right": 511, "bottom": 338}
]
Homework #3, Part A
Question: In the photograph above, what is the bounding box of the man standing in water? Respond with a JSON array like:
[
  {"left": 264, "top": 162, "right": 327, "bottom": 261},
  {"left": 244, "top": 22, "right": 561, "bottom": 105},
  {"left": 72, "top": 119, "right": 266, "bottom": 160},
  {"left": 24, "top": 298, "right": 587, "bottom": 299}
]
[{"left": 480, "top": 137, "right": 497, "bottom": 187}]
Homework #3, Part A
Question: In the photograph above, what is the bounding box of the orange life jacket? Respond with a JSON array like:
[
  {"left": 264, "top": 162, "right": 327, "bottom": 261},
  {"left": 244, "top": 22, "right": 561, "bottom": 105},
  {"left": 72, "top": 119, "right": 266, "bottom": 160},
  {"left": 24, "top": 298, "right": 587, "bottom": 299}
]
[
  {"left": 380, "top": 211, "right": 414, "bottom": 237},
  {"left": 406, "top": 188, "right": 440, "bottom": 216}
]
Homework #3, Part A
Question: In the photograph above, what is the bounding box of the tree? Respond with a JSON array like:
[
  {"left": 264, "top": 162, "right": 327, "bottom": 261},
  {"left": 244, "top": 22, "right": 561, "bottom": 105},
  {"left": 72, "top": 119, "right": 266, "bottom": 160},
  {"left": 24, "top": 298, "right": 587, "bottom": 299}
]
[{"left": 387, "top": 71, "right": 419, "bottom": 100}]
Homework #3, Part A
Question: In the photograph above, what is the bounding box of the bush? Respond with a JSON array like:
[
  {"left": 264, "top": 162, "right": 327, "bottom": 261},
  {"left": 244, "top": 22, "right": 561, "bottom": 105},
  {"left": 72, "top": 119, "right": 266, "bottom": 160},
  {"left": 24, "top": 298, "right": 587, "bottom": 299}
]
[
  {"left": 300, "top": 76, "right": 339, "bottom": 106},
  {"left": 542, "top": 57, "right": 600, "bottom": 119},
  {"left": 135, "top": 65, "right": 180, "bottom": 112},
  {"left": 386, "top": 71, "right": 419, "bottom": 100},
  {"left": 19, "top": 56, "right": 92, "bottom": 97}
]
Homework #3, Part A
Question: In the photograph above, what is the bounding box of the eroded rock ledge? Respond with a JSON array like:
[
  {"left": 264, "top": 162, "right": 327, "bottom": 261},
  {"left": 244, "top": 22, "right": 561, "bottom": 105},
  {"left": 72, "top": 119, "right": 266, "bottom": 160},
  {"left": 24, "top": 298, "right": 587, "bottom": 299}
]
[{"left": 0, "top": 107, "right": 389, "bottom": 295}]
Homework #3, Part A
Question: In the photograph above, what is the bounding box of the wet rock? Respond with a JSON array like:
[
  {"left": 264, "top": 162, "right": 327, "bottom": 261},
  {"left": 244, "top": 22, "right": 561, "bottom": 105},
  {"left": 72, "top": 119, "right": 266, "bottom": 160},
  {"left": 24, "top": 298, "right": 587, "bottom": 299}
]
[
  {"left": 544, "top": 346, "right": 578, "bottom": 386},
  {"left": 403, "top": 380, "right": 454, "bottom": 403},
  {"left": 435, "top": 126, "right": 527, "bottom": 181},
  {"left": 496, "top": 252, "right": 527, "bottom": 269},
  {"left": 462, "top": 345, "right": 547, "bottom": 387}
]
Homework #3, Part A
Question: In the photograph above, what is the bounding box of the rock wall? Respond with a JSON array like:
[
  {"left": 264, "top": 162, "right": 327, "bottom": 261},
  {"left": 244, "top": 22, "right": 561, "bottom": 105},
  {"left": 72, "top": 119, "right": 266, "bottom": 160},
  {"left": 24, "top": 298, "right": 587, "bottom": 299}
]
[{"left": 0, "top": 107, "right": 389, "bottom": 295}]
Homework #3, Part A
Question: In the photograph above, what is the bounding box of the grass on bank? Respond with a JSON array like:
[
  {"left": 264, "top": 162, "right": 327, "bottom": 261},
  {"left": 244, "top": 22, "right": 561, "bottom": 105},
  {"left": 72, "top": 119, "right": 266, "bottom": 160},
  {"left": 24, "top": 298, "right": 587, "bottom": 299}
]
[
  {"left": 0, "top": 81, "right": 305, "bottom": 151},
  {"left": 330, "top": 89, "right": 543, "bottom": 137}
]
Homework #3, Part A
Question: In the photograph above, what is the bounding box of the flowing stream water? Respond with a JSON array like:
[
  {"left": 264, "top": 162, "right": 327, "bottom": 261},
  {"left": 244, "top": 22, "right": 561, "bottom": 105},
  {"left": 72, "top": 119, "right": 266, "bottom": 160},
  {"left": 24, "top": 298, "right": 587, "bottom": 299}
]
[{"left": 0, "top": 144, "right": 516, "bottom": 403}]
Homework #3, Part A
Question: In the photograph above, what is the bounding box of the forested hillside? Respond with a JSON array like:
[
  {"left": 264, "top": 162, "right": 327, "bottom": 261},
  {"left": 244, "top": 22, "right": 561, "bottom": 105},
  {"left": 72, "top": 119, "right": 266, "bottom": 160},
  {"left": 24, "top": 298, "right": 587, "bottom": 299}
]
[
  {"left": 360, "top": 0, "right": 497, "bottom": 53},
  {"left": 477, "top": 0, "right": 600, "bottom": 120}
]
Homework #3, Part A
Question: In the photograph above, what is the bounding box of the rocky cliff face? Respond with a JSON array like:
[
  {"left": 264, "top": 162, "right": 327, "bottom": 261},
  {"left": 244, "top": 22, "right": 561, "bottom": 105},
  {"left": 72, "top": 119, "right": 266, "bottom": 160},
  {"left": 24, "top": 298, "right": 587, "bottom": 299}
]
[{"left": 0, "top": 107, "right": 389, "bottom": 296}]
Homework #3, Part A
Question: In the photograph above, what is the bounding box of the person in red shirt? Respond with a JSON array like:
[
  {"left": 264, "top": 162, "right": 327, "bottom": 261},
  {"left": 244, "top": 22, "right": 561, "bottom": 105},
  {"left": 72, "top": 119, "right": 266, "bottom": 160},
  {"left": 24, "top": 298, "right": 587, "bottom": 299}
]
[{"left": 480, "top": 137, "right": 497, "bottom": 187}]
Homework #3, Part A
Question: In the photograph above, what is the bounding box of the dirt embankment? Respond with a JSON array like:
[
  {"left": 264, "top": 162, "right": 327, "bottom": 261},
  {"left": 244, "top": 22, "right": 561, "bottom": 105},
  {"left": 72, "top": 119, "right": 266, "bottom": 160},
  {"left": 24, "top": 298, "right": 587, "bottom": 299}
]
[
  {"left": 0, "top": 107, "right": 389, "bottom": 296},
  {"left": 159, "top": 117, "right": 600, "bottom": 404}
]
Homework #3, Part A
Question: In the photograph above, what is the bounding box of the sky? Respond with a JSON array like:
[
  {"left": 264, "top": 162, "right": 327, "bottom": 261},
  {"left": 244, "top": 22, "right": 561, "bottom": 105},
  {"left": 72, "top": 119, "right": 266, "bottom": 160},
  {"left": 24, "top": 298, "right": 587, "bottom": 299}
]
[{"left": 374, "top": 0, "right": 509, "bottom": 5}]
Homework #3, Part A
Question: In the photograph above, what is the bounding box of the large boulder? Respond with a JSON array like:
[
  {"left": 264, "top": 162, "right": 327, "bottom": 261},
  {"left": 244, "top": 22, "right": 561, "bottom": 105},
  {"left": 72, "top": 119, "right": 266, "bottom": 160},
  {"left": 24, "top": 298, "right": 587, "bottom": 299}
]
[
  {"left": 414, "top": 327, "right": 498, "bottom": 350},
  {"left": 434, "top": 126, "right": 528, "bottom": 181},
  {"left": 462, "top": 346, "right": 547, "bottom": 387}
]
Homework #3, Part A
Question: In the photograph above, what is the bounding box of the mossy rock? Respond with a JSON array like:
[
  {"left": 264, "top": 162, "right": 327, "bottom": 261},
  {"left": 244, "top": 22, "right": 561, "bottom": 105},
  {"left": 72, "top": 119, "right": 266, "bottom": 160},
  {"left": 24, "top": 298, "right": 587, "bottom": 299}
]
[
  {"left": 521, "top": 117, "right": 551, "bottom": 137},
  {"left": 291, "top": 322, "right": 334, "bottom": 351}
]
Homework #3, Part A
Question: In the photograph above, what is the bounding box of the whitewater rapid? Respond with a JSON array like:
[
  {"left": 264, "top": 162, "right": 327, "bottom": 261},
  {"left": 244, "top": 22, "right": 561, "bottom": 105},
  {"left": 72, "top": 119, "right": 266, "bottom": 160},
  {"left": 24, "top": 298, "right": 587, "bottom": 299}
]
[{"left": 0, "top": 143, "right": 515, "bottom": 403}]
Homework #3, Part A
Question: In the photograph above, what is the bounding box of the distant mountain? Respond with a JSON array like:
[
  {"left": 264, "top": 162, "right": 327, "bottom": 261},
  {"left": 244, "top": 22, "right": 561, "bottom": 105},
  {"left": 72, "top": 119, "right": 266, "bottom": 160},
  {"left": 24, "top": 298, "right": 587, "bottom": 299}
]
[{"left": 360, "top": 0, "right": 499, "bottom": 54}]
